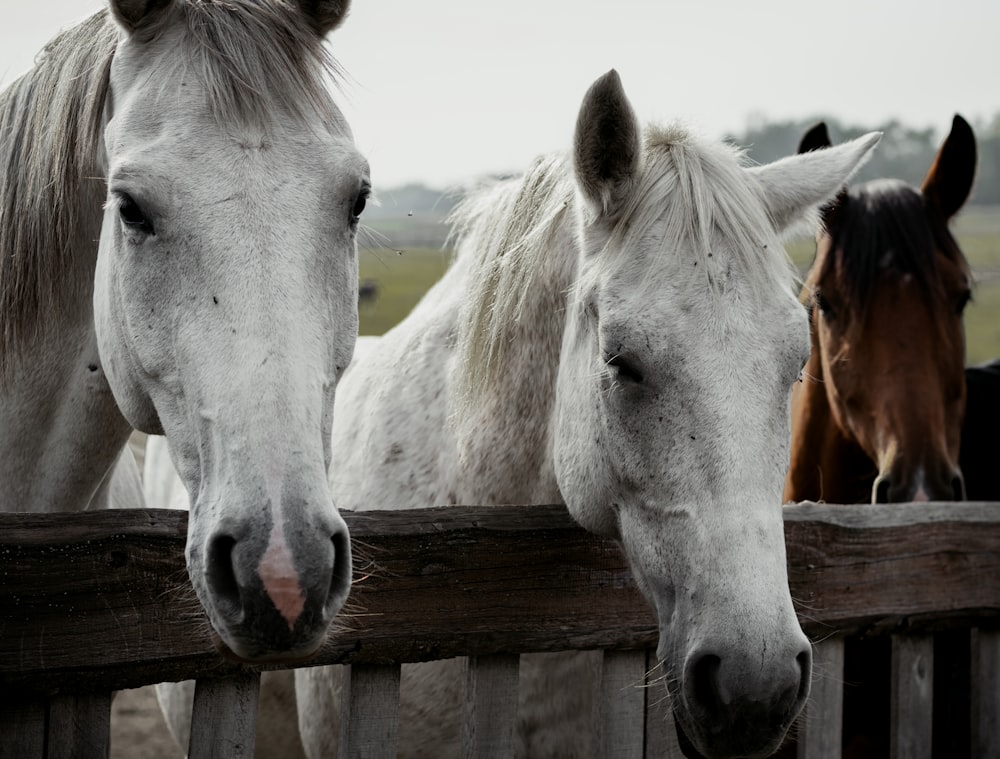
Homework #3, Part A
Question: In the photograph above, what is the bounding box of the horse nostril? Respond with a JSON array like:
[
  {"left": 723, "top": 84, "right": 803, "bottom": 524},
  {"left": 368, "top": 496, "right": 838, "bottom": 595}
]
[
  {"left": 795, "top": 647, "right": 813, "bottom": 704},
  {"left": 874, "top": 477, "right": 891, "bottom": 504},
  {"left": 325, "top": 528, "right": 353, "bottom": 617},
  {"left": 689, "top": 653, "right": 724, "bottom": 716},
  {"left": 206, "top": 534, "right": 242, "bottom": 619}
]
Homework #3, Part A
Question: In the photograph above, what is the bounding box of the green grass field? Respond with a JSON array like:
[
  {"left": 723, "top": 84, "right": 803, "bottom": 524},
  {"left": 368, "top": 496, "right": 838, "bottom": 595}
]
[{"left": 359, "top": 206, "right": 1000, "bottom": 364}]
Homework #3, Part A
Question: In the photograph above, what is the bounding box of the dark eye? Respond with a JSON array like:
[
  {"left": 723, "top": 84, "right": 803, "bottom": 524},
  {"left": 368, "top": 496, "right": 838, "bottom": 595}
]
[
  {"left": 957, "top": 290, "right": 972, "bottom": 315},
  {"left": 814, "top": 290, "right": 835, "bottom": 320},
  {"left": 606, "top": 352, "right": 644, "bottom": 384},
  {"left": 117, "top": 194, "right": 154, "bottom": 236},
  {"left": 351, "top": 188, "right": 370, "bottom": 224}
]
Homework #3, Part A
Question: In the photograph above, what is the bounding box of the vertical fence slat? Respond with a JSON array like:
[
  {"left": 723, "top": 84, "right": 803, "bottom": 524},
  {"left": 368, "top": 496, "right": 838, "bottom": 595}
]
[
  {"left": 972, "top": 627, "right": 1000, "bottom": 758},
  {"left": 642, "top": 650, "right": 686, "bottom": 759},
  {"left": 46, "top": 691, "right": 112, "bottom": 759},
  {"left": 0, "top": 695, "right": 46, "bottom": 759},
  {"left": 338, "top": 663, "right": 400, "bottom": 759},
  {"left": 188, "top": 672, "right": 260, "bottom": 759},
  {"left": 890, "top": 634, "right": 933, "bottom": 759},
  {"left": 461, "top": 654, "right": 519, "bottom": 758},
  {"left": 798, "top": 637, "right": 844, "bottom": 759},
  {"left": 600, "top": 650, "right": 646, "bottom": 758}
]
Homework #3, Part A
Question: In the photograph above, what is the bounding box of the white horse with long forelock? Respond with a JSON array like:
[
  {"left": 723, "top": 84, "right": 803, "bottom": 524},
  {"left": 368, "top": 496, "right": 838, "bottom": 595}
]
[
  {"left": 0, "top": 0, "right": 367, "bottom": 663},
  {"left": 150, "top": 70, "right": 879, "bottom": 756}
]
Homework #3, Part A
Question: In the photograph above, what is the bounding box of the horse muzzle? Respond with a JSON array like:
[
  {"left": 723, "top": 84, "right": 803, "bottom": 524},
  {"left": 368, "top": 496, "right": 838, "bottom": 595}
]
[{"left": 192, "top": 504, "right": 352, "bottom": 662}]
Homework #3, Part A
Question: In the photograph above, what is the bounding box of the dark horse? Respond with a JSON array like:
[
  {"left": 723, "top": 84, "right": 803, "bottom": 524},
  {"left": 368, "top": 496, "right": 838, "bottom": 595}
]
[
  {"left": 784, "top": 116, "right": 978, "bottom": 758},
  {"left": 786, "top": 116, "right": 975, "bottom": 506}
]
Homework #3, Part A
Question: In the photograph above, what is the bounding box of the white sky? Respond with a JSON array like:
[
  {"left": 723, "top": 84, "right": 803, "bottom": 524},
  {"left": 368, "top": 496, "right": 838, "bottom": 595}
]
[{"left": 2, "top": 0, "right": 998, "bottom": 189}]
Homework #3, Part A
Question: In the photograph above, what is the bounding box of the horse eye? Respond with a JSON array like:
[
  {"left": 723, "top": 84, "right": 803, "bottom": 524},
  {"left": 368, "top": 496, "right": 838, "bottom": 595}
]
[
  {"left": 351, "top": 189, "right": 369, "bottom": 223},
  {"left": 606, "top": 353, "right": 644, "bottom": 384},
  {"left": 117, "top": 194, "right": 154, "bottom": 236},
  {"left": 957, "top": 290, "right": 972, "bottom": 315},
  {"left": 814, "top": 291, "right": 835, "bottom": 320}
]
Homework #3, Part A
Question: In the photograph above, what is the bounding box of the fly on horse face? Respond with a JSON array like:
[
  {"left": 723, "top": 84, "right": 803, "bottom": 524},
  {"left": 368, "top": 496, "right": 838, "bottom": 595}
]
[
  {"left": 271, "top": 70, "right": 879, "bottom": 758},
  {"left": 785, "top": 116, "right": 976, "bottom": 506},
  {"left": 0, "top": 0, "right": 368, "bottom": 662}
]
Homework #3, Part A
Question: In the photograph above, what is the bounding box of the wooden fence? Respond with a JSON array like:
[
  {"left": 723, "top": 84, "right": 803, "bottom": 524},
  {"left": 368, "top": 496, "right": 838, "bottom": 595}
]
[{"left": 1, "top": 502, "right": 998, "bottom": 758}]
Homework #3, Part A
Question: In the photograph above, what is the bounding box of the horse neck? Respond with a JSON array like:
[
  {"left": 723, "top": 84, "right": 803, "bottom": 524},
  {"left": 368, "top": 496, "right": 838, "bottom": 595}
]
[
  {"left": 451, "top": 215, "right": 579, "bottom": 506},
  {"left": 785, "top": 333, "right": 876, "bottom": 505}
]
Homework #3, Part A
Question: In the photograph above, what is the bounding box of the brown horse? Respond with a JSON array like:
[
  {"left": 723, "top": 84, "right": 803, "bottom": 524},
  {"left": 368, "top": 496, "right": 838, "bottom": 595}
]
[
  {"left": 785, "top": 115, "right": 976, "bottom": 506},
  {"left": 784, "top": 117, "right": 977, "bottom": 758}
]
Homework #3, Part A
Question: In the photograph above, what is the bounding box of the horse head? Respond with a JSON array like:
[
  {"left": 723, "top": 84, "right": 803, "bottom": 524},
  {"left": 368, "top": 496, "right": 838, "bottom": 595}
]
[
  {"left": 553, "top": 71, "right": 881, "bottom": 758},
  {"left": 791, "top": 116, "right": 975, "bottom": 504},
  {"left": 93, "top": 0, "right": 367, "bottom": 661}
]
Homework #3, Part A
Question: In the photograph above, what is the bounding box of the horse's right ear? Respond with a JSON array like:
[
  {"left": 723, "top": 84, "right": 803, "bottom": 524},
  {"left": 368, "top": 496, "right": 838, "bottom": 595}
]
[
  {"left": 292, "top": 0, "right": 352, "bottom": 36},
  {"left": 574, "top": 69, "right": 641, "bottom": 220},
  {"left": 921, "top": 114, "right": 977, "bottom": 221},
  {"left": 109, "top": 0, "right": 174, "bottom": 36},
  {"left": 798, "top": 122, "right": 832, "bottom": 154}
]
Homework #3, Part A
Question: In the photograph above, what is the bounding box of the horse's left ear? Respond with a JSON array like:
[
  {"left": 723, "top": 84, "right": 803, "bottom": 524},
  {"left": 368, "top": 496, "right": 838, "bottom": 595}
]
[
  {"left": 292, "top": 0, "right": 352, "bottom": 36},
  {"left": 921, "top": 114, "right": 977, "bottom": 221},
  {"left": 798, "top": 122, "right": 832, "bottom": 154},
  {"left": 749, "top": 132, "right": 881, "bottom": 235},
  {"left": 573, "top": 69, "right": 641, "bottom": 219}
]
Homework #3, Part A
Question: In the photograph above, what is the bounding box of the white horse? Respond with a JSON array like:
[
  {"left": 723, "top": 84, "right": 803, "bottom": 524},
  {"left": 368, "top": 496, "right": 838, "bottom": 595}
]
[
  {"left": 289, "top": 71, "right": 880, "bottom": 758},
  {"left": 0, "top": 0, "right": 366, "bottom": 663}
]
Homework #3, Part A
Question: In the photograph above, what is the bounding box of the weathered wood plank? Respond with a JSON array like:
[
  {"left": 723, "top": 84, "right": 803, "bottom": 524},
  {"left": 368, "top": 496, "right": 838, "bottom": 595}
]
[
  {"left": 1, "top": 503, "right": 999, "bottom": 694},
  {"left": 337, "top": 663, "right": 400, "bottom": 759},
  {"left": 600, "top": 649, "right": 646, "bottom": 758},
  {"left": 46, "top": 691, "right": 112, "bottom": 759},
  {"left": 797, "top": 637, "right": 844, "bottom": 759},
  {"left": 890, "top": 634, "right": 933, "bottom": 759},
  {"left": 461, "top": 654, "right": 519, "bottom": 758},
  {"left": 971, "top": 627, "right": 1000, "bottom": 758},
  {"left": 187, "top": 672, "right": 260, "bottom": 759},
  {"left": 0, "top": 695, "right": 46, "bottom": 759},
  {"left": 783, "top": 502, "right": 1000, "bottom": 634}
]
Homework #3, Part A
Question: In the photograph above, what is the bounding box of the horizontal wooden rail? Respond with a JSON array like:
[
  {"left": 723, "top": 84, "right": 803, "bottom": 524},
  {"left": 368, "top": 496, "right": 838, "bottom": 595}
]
[{"left": 1, "top": 502, "right": 999, "bottom": 695}]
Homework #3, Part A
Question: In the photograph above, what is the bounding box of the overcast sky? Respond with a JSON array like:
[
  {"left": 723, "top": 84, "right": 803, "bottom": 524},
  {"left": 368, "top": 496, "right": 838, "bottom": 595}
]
[{"left": 2, "top": 0, "right": 998, "bottom": 189}]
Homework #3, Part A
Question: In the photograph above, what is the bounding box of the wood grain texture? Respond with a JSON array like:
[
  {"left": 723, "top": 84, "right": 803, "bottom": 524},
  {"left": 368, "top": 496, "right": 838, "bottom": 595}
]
[
  {"left": 890, "top": 634, "right": 933, "bottom": 759},
  {"left": 1, "top": 502, "right": 998, "bottom": 695},
  {"left": 461, "top": 654, "right": 519, "bottom": 758},
  {"left": 187, "top": 673, "right": 260, "bottom": 759},
  {"left": 600, "top": 649, "right": 646, "bottom": 758},
  {"left": 337, "top": 664, "right": 400, "bottom": 759}
]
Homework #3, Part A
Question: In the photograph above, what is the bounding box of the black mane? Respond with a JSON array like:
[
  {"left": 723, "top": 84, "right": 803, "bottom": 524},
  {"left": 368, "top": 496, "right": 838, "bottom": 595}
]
[{"left": 819, "top": 178, "right": 968, "bottom": 305}]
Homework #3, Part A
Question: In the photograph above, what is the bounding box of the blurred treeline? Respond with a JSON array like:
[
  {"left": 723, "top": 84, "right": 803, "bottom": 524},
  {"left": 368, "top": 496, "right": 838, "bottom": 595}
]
[
  {"left": 726, "top": 114, "right": 1000, "bottom": 205},
  {"left": 367, "top": 113, "right": 1000, "bottom": 241}
]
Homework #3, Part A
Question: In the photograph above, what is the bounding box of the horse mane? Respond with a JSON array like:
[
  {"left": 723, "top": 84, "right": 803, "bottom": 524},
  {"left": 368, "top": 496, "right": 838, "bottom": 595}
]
[
  {"left": 817, "top": 178, "right": 970, "bottom": 306},
  {"left": 0, "top": 2, "right": 344, "bottom": 366},
  {"left": 450, "top": 154, "right": 576, "bottom": 412},
  {"left": 451, "top": 123, "right": 796, "bottom": 413},
  {"left": 0, "top": 12, "right": 116, "bottom": 361}
]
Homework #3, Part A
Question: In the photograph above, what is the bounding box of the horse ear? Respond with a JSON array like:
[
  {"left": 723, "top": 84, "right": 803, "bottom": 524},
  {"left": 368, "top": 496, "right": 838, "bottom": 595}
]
[
  {"left": 109, "top": 0, "right": 174, "bottom": 35},
  {"left": 573, "top": 69, "right": 641, "bottom": 219},
  {"left": 749, "top": 132, "right": 880, "bottom": 236},
  {"left": 292, "top": 0, "right": 352, "bottom": 36},
  {"left": 798, "top": 122, "right": 832, "bottom": 154},
  {"left": 921, "top": 114, "right": 977, "bottom": 221}
]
